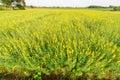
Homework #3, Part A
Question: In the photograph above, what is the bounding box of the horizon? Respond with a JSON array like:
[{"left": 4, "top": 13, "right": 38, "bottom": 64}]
[{"left": 25, "top": 0, "right": 120, "bottom": 7}]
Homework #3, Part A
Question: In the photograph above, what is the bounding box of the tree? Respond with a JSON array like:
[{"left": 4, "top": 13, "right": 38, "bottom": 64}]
[
  {"left": 113, "top": 6, "right": 120, "bottom": 11},
  {"left": 0, "top": 0, "right": 25, "bottom": 8},
  {"left": 16, "top": 0, "right": 26, "bottom": 6},
  {"left": 1, "top": 0, "right": 14, "bottom": 7}
]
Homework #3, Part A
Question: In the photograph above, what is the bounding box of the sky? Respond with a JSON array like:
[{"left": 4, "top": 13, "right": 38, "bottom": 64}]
[{"left": 25, "top": 0, "right": 120, "bottom": 7}]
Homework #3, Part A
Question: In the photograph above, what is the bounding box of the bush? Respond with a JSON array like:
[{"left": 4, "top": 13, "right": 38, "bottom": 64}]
[
  {"left": 0, "top": 5, "right": 5, "bottom": 10},
  {"left": 113, "top": 6, "right": 120, "bottom": 11},
  {"left": 30, "top": 5, "right": 35, "bottom": 8},
  {"left": 88, "top": 5, "right": 106, "bottom": 8},
  {"left": 16, "top": 4, "right": 25, "bottom": 10}
]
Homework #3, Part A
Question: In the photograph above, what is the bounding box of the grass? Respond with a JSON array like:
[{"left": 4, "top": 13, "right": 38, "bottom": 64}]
[{"left": 0, "top": 9, "right": 120, "bottom": 79}]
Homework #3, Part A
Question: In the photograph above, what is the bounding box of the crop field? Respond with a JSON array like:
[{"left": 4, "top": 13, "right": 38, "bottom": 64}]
[{"left": 0, "top": 9, "right": 120, "bottom": 79}]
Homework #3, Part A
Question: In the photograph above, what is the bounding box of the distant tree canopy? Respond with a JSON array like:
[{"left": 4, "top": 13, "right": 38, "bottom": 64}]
[
  {"left": 88, "top": 5, "right": 106, "bottom": 8},
  {"left": 113, "top": 6, "right": 120, "bottom": 11},
  {"left": 0, "top": 0, "right": 26, "bottom": 7}
]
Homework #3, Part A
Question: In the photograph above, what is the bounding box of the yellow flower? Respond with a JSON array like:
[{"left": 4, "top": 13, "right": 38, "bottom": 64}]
[
  {"left": 112, "top": 49, "right": 115, "bottom": 53},
  {"left": 91, "top": 52, "right": 94, "bottom": 57},
  {"left": 112, "top": 54, "right": 116, "bottom": 59},
  {"left": 117, "top": 61, "right": 120, "bottom": 64},
  {"left": 108, "top": 59, "right": 112, "bottom": 63}
]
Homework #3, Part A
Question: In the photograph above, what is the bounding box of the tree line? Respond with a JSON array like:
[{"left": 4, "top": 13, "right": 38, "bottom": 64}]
[{"left": 88, "top": 5, "right": 120, "bottom": 11}]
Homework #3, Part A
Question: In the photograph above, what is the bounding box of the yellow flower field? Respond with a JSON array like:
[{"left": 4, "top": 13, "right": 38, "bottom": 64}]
[{"left": 0, "top": 9, "right": 120, "bottom": 79}]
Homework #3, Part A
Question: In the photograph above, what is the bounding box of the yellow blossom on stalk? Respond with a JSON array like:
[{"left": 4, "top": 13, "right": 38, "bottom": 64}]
[
  {"left": 63, "top": 45, "right": 66, "bottom": 49},
  {"left": 47, "top": 53, "right": 50, "bottom": 58},
  {"left": 112, "top": 49, "right": 115, "bottom": 53},
  {"left": 95, "top": 62, "right": 100, "bottom": 66},
  {"left": 117, "top": 61, "right": 120, "bottom": 65},
  {"left": 78, "top": 40, "right": 83, "bottom": 45},
  {"left": 91, "top": 52, "right": 94, "bottom": 58},
  {"left": 87, "top": 59, "right": 94, "bottom": 64},
  {"left": 112, "top": 54, "right": 116, "bottom": 59},
  {"left": 98, "top": 54, "right": 105, "bottom": 61},
  {"left": 108, "top": 59, "right": 112, "bottom": 63},
  {"left": 101, "top": 65, "right": 104, "bottom": 68},
  {"left": 85, "top": 51, "right": 90, "bottom": 56},
  {"left": 91, "top": 33, "right": 95, "bottom": 38},
  {"left": 101, "top": 67, "right": 104, "bottom": 71},
  {"left": 12, "top": 65, "right": 17, "bottom": 71},
  {"left": 113, "top": 45, "right": 117, "bottom": 50},
  {"left": 73, "top": 40, "right": 77, "bottom": 45},
  {"left": 67, "top": 49, "right": 74, "bottom": 54},
  {"left": 109, "top": 42, "right": 114, "bottom": 46},
  {"left": 42, "top": 57, "right": 46, "bottom": 62}
]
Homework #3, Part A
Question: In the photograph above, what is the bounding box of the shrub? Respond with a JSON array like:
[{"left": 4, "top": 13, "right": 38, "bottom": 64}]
[
  {"left": 0, "top": 5, "right": 5, "bottom": 10},
  {"left": 16, "top": 4, "right": 25, "bottom": 10},
  {"left": 30, "top": 5, "right": 35, "bottom": 8},
  {"left": 88, "top": 5, "right": 106, "bottom": 8},
  {"left": 113, "top": 6, "right": 120, "bottom": 11}
]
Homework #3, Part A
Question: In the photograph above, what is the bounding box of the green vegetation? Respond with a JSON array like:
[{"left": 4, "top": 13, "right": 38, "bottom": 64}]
[
  {"left": 88, "top": 5, "right": 107, "bottom": 8},
  {"left": 13, "top": 4, "right": 25, "bottom": 10},
  {"left": 0, "top": 0, "right": 26, "bottom": 10},
  {"left": 0, "top": 9, "right": 120, "bottom": 79},
  {"left": 113, "top": 6, "right": 120, "bottom": 11},
  {"left": 87, "top": 5, "right": 120, "bottom": 11},
  {"left": 0, "top": 5, "right": 5, "bottom": 10}
]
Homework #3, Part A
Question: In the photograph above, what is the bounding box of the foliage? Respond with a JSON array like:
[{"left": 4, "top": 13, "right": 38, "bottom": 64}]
[
  {"left": 88, "top": 5, "right": 106, "bottom": 8},
  {"left": 0, "top": 5, "right": 5, "bottom": 10},
  {"left": 0, "top": 0, "right": 14, "bottom": 6},
  {"left": 0, "top": 0, "right": 25, "bottom": 8},
  {"left": 0, "top": 9, "right": 120, "bottom": 79},
  {"left": 113, "top": 6, "right": 120, "bottom": 11},
  {"left": 13, "top": 4, "right": 25, "bottom": 10}
]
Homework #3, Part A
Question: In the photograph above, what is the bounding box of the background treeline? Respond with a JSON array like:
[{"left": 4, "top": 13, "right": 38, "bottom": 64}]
[
  {"left": 28, "top": 5, "right": 120, "bottom": 11},
  {"left": 0, "top": 4, "right": 120, "bottom": 11},
  {"left": 88, "top": 5, "right": 120, "bottom": 11},
  {"left": 27, "top": 5, "right": 120, "bottom": 11},
  {"left": 113, "top": 6, "right": 120, "bottom": 11}
]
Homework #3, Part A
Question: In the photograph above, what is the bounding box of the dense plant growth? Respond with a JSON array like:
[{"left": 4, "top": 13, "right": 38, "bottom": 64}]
[{"left": 0, "top": 9, "right": 120, "bottom": 79}]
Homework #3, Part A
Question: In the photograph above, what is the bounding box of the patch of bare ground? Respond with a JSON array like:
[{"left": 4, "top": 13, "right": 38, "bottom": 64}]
[
  {"left": 41, "top": 70, "right": 120, "bottom": 80},
  {"left": 0, "top": 72, "right": 33, "bottom": 80},
  {"left": 0, "top": 70, "right": 120, "bottom": 80}
]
